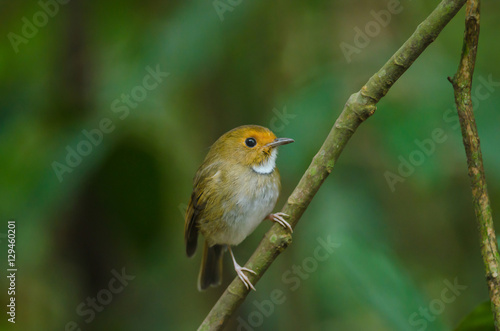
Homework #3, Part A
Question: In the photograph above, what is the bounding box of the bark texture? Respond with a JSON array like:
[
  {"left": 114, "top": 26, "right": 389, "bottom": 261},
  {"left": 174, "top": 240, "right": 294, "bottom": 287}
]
[{"left": 449, "top": 0, "right": 500, "bottom": 328}]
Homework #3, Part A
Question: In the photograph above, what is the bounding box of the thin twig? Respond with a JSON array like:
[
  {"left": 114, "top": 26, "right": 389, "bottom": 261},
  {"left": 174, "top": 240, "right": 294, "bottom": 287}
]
[
  {"left": 448, "top": 0, "right": 500, "bottom": 328},
  {"left": 199, "top": 0, "right": 468, "bottom": 329}
]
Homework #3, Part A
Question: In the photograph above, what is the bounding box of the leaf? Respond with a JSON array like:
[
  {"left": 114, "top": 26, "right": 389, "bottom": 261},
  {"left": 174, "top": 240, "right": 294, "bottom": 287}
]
[{"left": 454, "top": 301, "right": 495, "bottom": 331}]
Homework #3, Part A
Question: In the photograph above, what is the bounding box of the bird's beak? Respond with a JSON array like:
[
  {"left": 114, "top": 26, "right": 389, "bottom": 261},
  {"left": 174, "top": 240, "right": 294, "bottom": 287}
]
[{"left": 264, "top": 137, "right": 295, "bottom": 148}]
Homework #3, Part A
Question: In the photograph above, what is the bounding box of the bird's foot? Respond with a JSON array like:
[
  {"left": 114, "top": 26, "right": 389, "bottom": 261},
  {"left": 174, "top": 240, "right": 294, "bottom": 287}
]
[
  {"left": 267, "top": 212, "right": 293, "bottom": 233},
  {"left": 234, "top": 262, "right": 256, "bottom": 291},
  {"left": 228, "top": 247, "right": 257, "bottom": 291}
]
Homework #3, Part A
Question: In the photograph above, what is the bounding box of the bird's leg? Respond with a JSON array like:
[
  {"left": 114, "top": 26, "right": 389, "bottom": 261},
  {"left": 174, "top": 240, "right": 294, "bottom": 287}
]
[
  {"left": 266, "top": 212, "right": 293, "bottom": 233},
  {"left": 228, "top": 246, "right": 256, "bottom": 291}
]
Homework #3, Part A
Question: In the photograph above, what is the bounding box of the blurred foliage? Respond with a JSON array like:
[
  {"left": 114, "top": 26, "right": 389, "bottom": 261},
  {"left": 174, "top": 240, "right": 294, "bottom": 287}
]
[
  {"left": 1, "top": 0, "right": 500, "bottom": 330},
  {"left": 454, "top": 301, "right": 494, "bottom": 331}
]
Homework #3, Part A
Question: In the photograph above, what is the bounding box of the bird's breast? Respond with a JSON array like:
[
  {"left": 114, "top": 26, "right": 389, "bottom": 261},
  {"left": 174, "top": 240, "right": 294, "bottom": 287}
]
[{"left": 206, "top": 170, "right": 280, "bottom": 246}]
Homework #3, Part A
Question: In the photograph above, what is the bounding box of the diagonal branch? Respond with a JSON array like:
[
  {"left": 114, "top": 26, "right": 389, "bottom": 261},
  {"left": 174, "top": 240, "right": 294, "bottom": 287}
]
[
  {"left": 448, "top": 0, "right": 500, "bottom": 328},
  {"left": 199, "top": 0, "right": 467, "bottom": 329}
]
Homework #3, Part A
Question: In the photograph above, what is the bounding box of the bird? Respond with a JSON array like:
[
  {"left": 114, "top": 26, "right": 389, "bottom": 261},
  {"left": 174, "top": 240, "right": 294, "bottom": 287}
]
[{"left": 184, "top": 125, "right": 294, "bottom": 291}]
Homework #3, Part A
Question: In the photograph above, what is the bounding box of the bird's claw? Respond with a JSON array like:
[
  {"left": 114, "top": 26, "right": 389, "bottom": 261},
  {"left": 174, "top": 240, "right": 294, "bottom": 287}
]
[
  {"left": 268, "top": 212, "right": 293, "bottom": 233},
  {"left": 234, "top": 265, "right": 256, "bottom": 291}
]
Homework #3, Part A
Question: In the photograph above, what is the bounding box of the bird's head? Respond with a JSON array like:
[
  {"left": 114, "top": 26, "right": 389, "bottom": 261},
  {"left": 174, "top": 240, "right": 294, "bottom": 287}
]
[{"left": 211, "top": 125, "right": 294, "bottom": 174}]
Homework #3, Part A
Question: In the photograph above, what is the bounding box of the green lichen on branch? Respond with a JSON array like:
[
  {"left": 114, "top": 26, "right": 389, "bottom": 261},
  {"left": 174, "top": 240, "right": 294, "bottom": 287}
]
[
  {"left": 198, "top": 0, "right": 468, "bottom": 330},
  {"left": 448, "top": 0, "right": 500, "bottom": 328}
]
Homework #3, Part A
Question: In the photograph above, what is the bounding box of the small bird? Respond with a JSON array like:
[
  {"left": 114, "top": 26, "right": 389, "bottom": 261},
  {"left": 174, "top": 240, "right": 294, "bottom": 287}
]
[{"left": 184, "top": 125, "right": 294, "bottom": 291}]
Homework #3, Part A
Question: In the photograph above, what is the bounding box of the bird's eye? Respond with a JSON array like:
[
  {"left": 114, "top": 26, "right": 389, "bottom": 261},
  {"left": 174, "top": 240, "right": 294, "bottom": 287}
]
[{"left": 245, "top": 137, "right": 257, "bottom": 148}]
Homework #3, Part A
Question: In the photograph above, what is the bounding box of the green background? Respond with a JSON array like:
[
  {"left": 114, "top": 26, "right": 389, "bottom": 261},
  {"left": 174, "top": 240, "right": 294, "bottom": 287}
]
[{"left": 1, "top": 0, "right": 499, "bottom": 330}]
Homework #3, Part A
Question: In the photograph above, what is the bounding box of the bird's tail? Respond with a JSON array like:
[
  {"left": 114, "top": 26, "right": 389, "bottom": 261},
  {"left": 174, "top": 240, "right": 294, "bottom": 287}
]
[{"left": 198, "top": 242, "right": 224, "bottom": 291}]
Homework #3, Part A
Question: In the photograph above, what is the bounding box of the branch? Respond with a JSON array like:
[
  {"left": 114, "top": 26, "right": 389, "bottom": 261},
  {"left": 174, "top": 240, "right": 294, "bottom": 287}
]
[
  {"left": 199, "top": 0, "right": 467, "bottom": 329},
  {"left": 448, "top": 0, "right": 500, "bottom": 328}
]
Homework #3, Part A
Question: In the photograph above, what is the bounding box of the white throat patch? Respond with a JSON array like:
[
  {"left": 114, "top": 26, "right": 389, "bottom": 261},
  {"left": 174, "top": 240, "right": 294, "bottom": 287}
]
[{"left": 252, "top": 149, "right": 277, "bottom": 174}]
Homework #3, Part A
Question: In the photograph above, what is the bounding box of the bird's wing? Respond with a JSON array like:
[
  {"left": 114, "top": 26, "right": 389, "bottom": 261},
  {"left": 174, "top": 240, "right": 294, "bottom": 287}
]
[
  {"left": 184, "top": 162, "right": 221, "bottom": 257},
  {"left": 185, "top": 191, "right": 202, "bottom": 257}
]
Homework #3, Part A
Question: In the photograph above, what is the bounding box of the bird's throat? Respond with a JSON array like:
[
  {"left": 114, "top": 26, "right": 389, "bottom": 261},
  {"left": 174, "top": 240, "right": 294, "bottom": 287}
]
[{"left": 252, "top": 149, "right": 277, "bottom": 174}]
